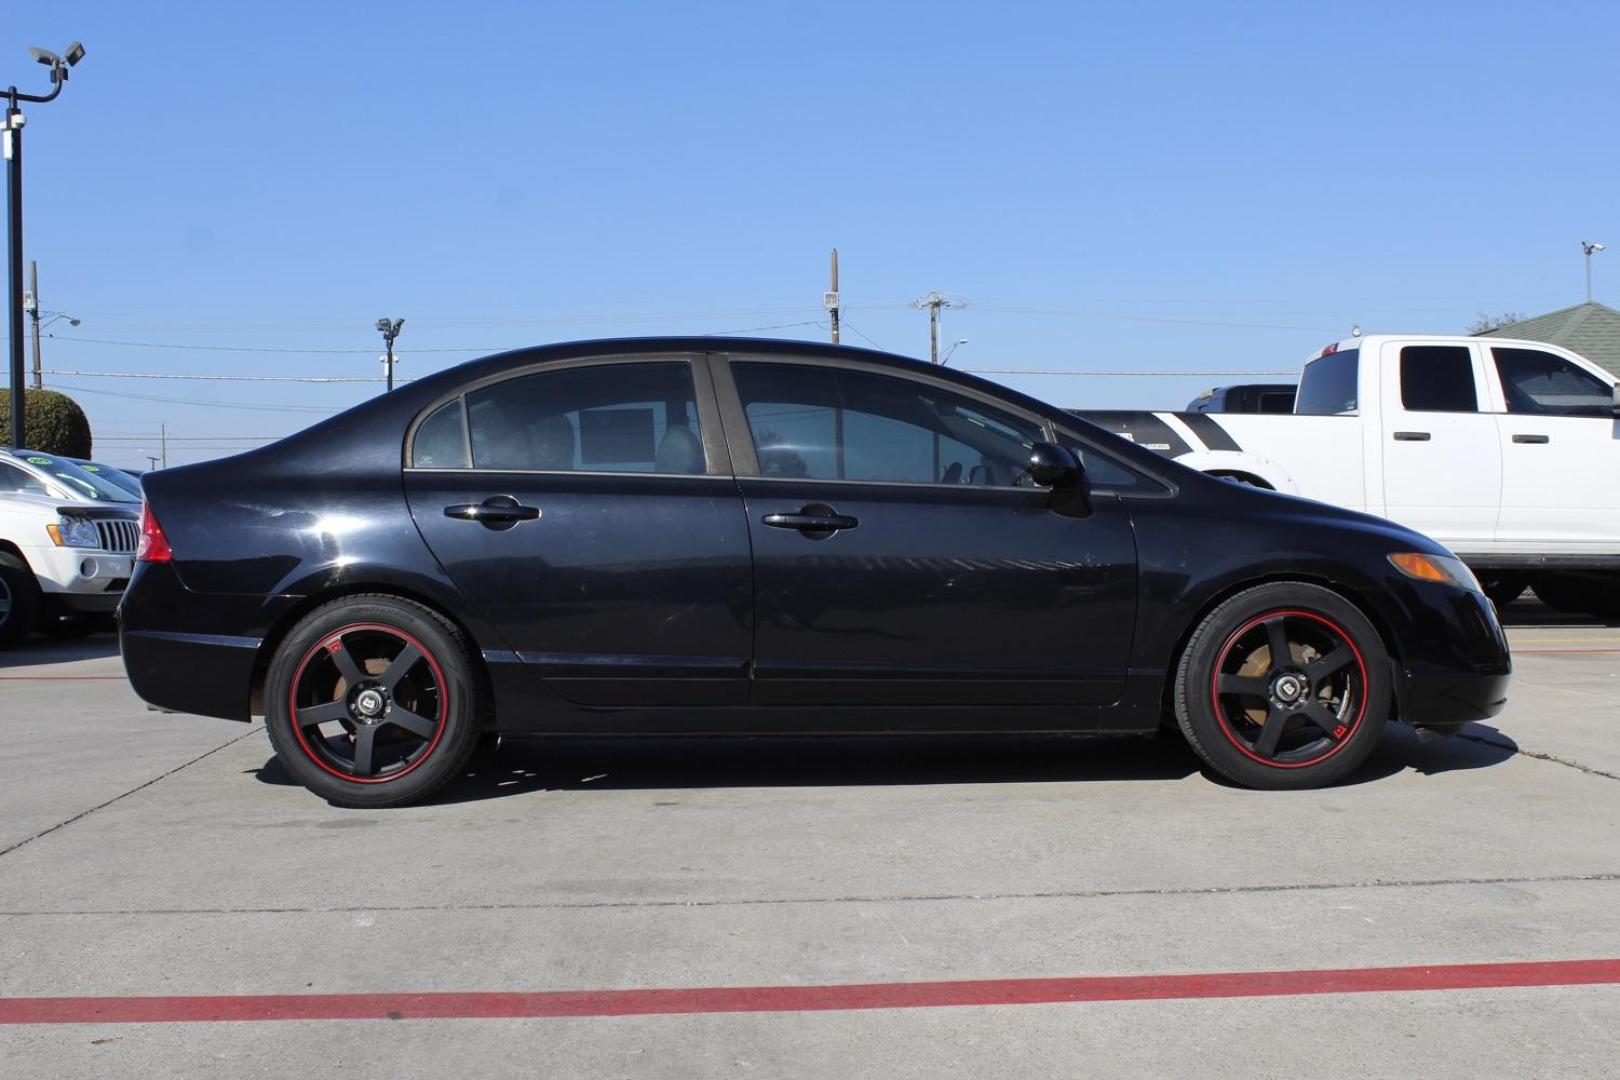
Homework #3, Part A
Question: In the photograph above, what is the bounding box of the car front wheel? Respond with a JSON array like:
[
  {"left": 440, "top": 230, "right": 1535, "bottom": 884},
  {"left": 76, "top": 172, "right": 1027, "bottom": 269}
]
[
  {"left": 1173, "top": 582, "right": 1390, "bottom": 790},
  {"left": 264, "top": 595, "right": 483, "bottom": 808}
]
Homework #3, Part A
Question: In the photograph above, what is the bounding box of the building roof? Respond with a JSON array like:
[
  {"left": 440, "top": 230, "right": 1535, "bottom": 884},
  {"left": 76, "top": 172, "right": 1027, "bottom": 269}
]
[{"left": 1477, "top": 301, "right": 1620, "bottom": 377}]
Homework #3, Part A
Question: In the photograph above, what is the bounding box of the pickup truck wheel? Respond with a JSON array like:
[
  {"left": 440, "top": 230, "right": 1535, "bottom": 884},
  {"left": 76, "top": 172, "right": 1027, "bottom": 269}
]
[
  {"left": 263, "top": 595, "right": 483, "bottom": 808},
  {"left": 1174, "top": 583, "right": 1390, "bottom": 790},
  {"left": 1480, "top": 574, "right": 1526, "bottom": 609},
  {"left": 1533, "top": 573, "right": 1620, "bottom": 619},
  {"left": 0, "top": 553, "right": 42, "bottom": 648}
]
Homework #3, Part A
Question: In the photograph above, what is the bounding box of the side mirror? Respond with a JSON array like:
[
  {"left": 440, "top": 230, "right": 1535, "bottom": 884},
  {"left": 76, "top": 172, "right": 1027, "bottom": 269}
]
[{"left": 1027, "top": 441, "right": 1082, "bottom": 488}]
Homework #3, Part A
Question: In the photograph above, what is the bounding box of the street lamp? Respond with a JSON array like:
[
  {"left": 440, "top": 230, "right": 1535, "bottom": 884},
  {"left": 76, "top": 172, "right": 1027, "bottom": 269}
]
[
  {"left": 1582, "top": 241, "right": 1606, "bottom": 302},
  {"left": 5, "top": 40, "right": 84, "bottom": 449},
  {"left": 941, "top": 338, "right": 968, "bottom": 366},
  {"left": 376, "top": 317, "right": 404, "bottom": 392}
]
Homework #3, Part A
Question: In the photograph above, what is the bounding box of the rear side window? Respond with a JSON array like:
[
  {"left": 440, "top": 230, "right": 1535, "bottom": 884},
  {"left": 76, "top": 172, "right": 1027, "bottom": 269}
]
[
  {"left": 1295, "top": 350, "right": 1359, "bottom": 415},
  {"left": 462, "top": 361, "right": 705, "bottom": 474},
  {"left": 1493, "top": 347, "right": 1614, "bottom": 417},
  {"left": 411, "top": 399, "right": 469, "bottom": 468},
  {"left": 1399, "top": 346, "right": 1477, "bottom": 412}
]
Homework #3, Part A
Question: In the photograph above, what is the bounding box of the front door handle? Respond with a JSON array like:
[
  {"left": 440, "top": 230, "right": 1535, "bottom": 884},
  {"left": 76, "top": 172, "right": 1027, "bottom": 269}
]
[
  {"left": 1512, "top": 433, "right": 1550, "bottom": 444},
  {"left": 444, "top": 495, "right": 541, "bottom": 531},
  {"left": 763, "top": 504, "right": 858, "bottom": 537},
  {"left": 1393, "top": 431, "right": 1431, "bottom": 441}
]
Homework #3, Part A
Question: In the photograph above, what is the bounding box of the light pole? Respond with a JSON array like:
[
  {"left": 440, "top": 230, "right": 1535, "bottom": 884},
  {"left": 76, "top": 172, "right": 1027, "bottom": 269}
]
[
  {"left": 23, "top": 261, "right": 79, "bottom": 389},
  {"left": 376, "top": 317, "right": 404, "bottom": 392},
  {"left": 1582, "top": 241, "right": 1606, "bottom": 302},
  {"left": 5, "top": 41, "right": 84, "bottom": 449},
  {"left": 940, "top": 338, "right": 968, "bottom": 366}
]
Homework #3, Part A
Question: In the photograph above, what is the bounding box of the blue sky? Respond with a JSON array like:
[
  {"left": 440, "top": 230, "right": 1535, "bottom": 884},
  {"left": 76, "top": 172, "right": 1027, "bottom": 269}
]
[{"left": 7, "top": 1, "right": 1617, "bottom": 466}]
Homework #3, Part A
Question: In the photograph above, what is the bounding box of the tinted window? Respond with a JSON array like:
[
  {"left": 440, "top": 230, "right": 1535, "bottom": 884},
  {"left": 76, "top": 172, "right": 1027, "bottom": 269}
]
[
  {"left": 411, "top": 399, "right": 469, "bottom": 468},
  {"left": 0, "top": 462, "right": 48, "bottom": 495},
  {"left": 1493, "top": 347, "right": 1614, "bottom": 417},
  {"left": 464, "top": 362, "right": 705, "bottom": 474},
  {"left": 1055, "top": 434, "right": 1165, "bottom": 493},
  {"left": 1400, "top": 346, "right": 1477, "bottom": 412},
  {"left": 733, "top": 363, "right": 1041, "bottom": 486},
  {"left": 1295, "top": 350, "right": 1359, "bottom": 415}
]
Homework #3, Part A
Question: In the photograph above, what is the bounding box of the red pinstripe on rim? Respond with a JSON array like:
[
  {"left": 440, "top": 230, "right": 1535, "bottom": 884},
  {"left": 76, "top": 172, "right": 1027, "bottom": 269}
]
[
  {"left": 286, "top": 623, "right": 449, "bottom": 784},
  {"left": 1208, "top": 608, "right": 1369, "bottom": 769}
]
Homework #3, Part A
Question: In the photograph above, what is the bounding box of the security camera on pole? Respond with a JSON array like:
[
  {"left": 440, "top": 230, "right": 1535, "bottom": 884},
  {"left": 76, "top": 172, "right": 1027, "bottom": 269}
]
[
  {"left": 5, "top": 41, "right": 85, "bottom": 449},
  {"left": 376, "top": 317, "right": 404, "bottom": 392}
]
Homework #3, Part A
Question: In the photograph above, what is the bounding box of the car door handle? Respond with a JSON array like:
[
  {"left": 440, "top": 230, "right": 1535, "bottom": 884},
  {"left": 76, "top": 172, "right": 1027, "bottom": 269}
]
[
  {"left": 444, "top": 496, "right": 541, "bottom": 530},
  {"left": 762, "top": 508, "right": 858, "bottom": 534},
  {"left": 1393, "top": 431, "right": 1431, "bottom": 441},
  {"left": 1512, "top": 433, "right": 1550, "bottom": 444}
]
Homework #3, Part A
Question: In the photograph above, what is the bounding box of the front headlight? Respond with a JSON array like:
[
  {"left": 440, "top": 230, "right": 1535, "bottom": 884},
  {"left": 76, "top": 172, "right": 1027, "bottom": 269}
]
[
  {"left": 47, "top": 515, "right": 102, "bottom": 549},
  {"left": 1388, "top": 552, "right": 1481, "bottom": 593}
]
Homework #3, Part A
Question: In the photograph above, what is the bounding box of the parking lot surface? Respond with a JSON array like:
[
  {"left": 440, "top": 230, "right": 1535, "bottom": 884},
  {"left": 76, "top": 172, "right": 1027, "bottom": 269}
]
[{"left": 2, "top": 605, "right": 1618, "bottom": 1078}]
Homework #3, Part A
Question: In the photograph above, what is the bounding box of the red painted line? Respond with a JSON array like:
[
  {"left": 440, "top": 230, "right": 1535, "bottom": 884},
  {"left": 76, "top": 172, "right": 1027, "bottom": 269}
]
[
  {"left": 3, "top": 959, "right": 1618, "bottom": 1025},
  {"left": 1514, "top": 647, "right": 1620, "bottom": 655},
  {"left": 0, "top": 675, "right": 127, "bottom": 682}
]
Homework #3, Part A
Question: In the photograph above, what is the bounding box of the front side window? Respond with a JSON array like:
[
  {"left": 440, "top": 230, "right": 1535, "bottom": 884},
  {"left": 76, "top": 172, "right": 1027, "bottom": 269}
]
[
  {"left": 449, "top": 361, "right": 706, "bottom": 474},
  {"left": 1399, "top": 346, "right": 1478, "bottom": 412},
  {"left": 1295, "top": 349, "right": 1359, "bottom": 415},
  {"left": 732, "top": 363, "right": 1041, "bottom": 486},
  {"left": 0, "top": 461, "right": 50, "bottom": 496},
  {"left": 1493, "top": 347, "right": 1614, "bottom": 417}
]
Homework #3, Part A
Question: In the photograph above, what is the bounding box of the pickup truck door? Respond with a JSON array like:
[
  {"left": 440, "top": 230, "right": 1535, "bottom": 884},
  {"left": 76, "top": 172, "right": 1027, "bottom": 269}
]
[
  {"left": 1484, "top": 344, "right": 1620, "bottom": 547},
  {"left": 1378, "top": 341, "right": 1502, "bottom": 547}
]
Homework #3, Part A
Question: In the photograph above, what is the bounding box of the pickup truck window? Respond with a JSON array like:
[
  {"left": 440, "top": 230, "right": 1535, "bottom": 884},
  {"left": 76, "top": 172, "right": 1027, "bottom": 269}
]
[
  {"left": 1400, "top": 346, "right": 1478, "bottom": 412},
  {"left": 1492, "top": 347, "right": 1614, "bottom": 417},
  {"left": 1295, "top": 349, "right": 1359, "bottom": 415}
]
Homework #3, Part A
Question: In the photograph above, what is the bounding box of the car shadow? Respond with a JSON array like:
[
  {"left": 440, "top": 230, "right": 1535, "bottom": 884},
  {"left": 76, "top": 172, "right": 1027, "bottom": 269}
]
[
  {"left": 252, "top": 724, "right": 1521, "bottom": 807},
  {"left": 0, "top": 635, "right": 121, "bottom": 669}
]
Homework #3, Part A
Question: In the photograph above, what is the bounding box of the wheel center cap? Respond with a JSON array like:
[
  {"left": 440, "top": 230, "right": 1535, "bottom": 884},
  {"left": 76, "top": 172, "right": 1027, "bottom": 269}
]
[
  {"left": 1272, "top": 674, "right": 1306, "bottom": 703},
  {"left": 355, "top": 688, "right": 386, "bottom": 720}
]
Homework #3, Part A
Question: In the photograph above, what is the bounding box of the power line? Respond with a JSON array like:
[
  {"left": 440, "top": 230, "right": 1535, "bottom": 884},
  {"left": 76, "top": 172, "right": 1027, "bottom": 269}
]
[{"left": 962, "top": 367, "right": 1295, "bottom": 377}]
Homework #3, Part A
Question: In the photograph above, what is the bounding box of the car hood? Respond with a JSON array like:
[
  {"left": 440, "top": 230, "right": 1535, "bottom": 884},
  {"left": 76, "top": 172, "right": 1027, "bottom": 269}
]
[{"left": 0, "top": 491, "right": 139, "bottom": 519}]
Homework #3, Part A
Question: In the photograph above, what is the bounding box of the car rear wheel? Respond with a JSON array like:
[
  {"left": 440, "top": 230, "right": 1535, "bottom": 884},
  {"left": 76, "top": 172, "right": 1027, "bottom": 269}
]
[
  {"left": 0, "top": 553, "right": 42, "bottom": 648},
  {"left": 1173, "top": 583, "right": 1391, "bottom": 790},
  {"left": 264, "top": 595, "right": 483, "bottom": 808}
]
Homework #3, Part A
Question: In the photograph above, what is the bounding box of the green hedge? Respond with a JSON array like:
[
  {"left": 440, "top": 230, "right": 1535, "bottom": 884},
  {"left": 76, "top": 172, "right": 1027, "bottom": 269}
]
[{"left": 0, "top": 388, "right": 92, "bottom": 458}]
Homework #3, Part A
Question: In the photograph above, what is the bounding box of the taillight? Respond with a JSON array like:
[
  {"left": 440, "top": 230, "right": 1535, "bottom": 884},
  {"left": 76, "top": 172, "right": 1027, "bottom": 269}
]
[{"left": 136, "top": 503, "right": 172, "bottom": 562}]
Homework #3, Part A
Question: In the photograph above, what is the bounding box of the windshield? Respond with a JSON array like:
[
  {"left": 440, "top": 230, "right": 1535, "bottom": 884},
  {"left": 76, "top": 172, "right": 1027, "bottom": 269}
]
[
  {"left": 12, "top": 451, "right": 140, "bottom": 503},
  {"left": 74, "top": 460, "right": 145, "bottom": 497}
]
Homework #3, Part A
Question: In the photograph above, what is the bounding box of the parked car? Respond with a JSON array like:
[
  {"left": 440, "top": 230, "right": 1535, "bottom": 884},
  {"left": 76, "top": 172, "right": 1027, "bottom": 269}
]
[
  {"left": 1185, "top": 383, "right": 1297, "bottom": 414},
  {"left": 68, "top": 458, "right": 145, "bottom": 498},
  {"left": 120, "top": 338, "right": 1510, "bottom": 806},
  {"left": 0, "top": 448, "right": 140, "bottom": 644},
  {"left": 1076, "top": 334, "right": 1620, "bottom": 612}
]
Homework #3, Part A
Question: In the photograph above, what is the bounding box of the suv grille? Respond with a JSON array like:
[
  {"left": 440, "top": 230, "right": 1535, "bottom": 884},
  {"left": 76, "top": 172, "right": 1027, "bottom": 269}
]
[{"left": 95, "top": 519, "right": 140, "bottom": 554}]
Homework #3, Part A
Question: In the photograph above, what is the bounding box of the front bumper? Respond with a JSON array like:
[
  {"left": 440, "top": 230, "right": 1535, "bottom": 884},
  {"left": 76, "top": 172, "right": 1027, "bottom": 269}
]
[
  {"left": 1395, "top": 589, "right": 1513, "bottom": 736},
  {"left": 25, "top": 543, "right": 133, "bottom": 598}
]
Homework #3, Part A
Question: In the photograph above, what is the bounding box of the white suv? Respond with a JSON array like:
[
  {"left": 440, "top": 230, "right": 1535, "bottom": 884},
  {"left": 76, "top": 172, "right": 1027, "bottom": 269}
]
[{"left": 0, "top": 448, "right": 141, "bottom": 645}]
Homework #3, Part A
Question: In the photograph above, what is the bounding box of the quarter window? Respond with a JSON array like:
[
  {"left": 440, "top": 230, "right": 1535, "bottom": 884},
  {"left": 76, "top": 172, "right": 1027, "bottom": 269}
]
[
  {"left": 1399, "top": 346, "right": 1477, "bottom": 412},
  {"left": 732, "top": 363, "right": 1042, "bottom": 486},
  {"left": 452, "top": 361, "right": 706, "bottom": 474},
  {"left": 411, "top": 399, "right": 469, "bottom": 469},
  {"left": 1493, "top": 347, "right": 1614, "bottom": 417}
]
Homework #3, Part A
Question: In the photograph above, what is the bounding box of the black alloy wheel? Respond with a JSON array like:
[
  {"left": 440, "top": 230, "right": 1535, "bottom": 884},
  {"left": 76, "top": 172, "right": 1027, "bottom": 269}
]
[
  {"left": 1175, "top": 582, "right": 1391, "bottom": 789},
  {"left": 265, "top": 596, "right": 483, "bottom": 807}
]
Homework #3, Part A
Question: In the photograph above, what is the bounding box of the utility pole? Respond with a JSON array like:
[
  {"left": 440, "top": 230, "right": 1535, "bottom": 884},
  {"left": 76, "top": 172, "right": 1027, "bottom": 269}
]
[
  {"left": 376, "top": 317, "right": 404, "bottom": 392},
  {"left": 145, "top": 455, "right": 158, "bottom": 470},
  {"left": 4, "top": 41, "right": 85, "bottom": 450},
  {"left": 160, "top": 422, "right": 167, "bottom": 468},
  {"left": 824, "top": 249, "right": 840, "bottom": 345},
  {"left": 22, "top": 261, "right": 78, "bottom": 389},
  {"left": 909, "top": 291, "right": 970, "bottom": 364}
]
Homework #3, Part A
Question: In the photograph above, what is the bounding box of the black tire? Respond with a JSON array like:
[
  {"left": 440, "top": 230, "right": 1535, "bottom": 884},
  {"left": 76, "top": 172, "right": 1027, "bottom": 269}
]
[
  {"left": 0, "top": 553, "right": 42, "bottom": 648},
  {"left": 1532, "top": 573, "right": 1620, "bottom": 619},
  {"left": 1480, "top": 574, "right": 1526, "bottom": 610},
  {"left": 263, "top": 595, "right": 484, "bottom": 808},
  {"left": 39, "top": 613, "right": 100, "bottom": 639},
  {"left": 1173, "top": 582, "right": 1391, "bottom": 790}
]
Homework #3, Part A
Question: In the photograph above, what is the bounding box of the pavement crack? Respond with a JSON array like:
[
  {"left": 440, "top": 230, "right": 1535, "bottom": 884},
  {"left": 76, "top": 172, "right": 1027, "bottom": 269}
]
[
  {"left": 0, "top": 727, "right": 262, "bottom": 860},
  {"left": 3, "top": 871, "right": 1617, "bottom": 918},
  {"left": 1457, "top": 733, "right": 1620, "bottom": 782}
]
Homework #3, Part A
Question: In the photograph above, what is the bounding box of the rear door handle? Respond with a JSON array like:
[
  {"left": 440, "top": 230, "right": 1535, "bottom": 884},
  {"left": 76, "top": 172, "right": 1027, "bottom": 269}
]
[
  {"left": 1393, "top": 431, "right": 1431, "bottom": 441},
  {"left": 762, "top": 505, "right": 858, "bottom": 536},
  {"left": 1512, "top": 433, "right": 1550, "bottom": 444},
  {"left": 444, "top": 495, "right": 541, "bottom": 530}
]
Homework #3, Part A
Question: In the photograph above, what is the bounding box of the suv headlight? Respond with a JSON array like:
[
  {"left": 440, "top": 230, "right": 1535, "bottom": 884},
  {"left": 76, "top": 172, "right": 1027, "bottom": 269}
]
[
  {"left": 47, "top": 515, "right": 102, "bottom": 549},
  {"left": 1388, "top": 552, "right": 1481, "bottom": 593}
]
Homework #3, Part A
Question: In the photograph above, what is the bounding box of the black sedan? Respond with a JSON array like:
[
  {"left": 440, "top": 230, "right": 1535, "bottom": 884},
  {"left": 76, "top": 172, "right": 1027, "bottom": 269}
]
[{"left": 119, "top": 338, "right": 1510, "bottom": 806}]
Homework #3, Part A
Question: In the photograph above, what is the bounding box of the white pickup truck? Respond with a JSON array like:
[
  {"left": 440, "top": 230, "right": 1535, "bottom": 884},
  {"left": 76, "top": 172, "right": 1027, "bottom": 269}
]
[
  {"left": 0, "top": 448, "right": 140, "bottom": 645},
  {"left": 1076, "top": 334, "right": 1620, "bottom": 614}
]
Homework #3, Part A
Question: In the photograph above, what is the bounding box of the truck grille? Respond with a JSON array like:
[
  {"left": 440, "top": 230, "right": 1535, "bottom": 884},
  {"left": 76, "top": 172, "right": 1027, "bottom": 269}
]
[{"left": 95, "top": 519, "right": 140, "bottom": 554}]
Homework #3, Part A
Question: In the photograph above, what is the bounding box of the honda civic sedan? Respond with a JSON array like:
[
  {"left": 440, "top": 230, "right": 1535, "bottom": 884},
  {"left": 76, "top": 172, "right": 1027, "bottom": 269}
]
[{"left": 119, "top": 338, "right": 1511, "bottom": 806}]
